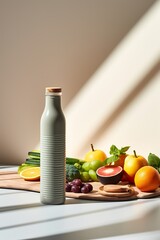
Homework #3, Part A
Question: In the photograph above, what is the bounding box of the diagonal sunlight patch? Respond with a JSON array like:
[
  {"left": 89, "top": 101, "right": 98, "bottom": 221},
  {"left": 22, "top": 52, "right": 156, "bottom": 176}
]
[{"left": 64, "top": 0, "right": 160, "bottom": 158}]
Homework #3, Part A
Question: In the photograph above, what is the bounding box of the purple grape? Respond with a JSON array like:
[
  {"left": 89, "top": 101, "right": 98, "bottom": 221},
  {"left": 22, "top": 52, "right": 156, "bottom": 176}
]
[
  {"left": 81, "top": 183, "right": 85, "bottom": 188},
  {"left": 81, "top": 185, "right": 90, "bottom": 193},
  {"left": 65, "top": 183, "right": 71, "bottom": 192},
  {"left": 85, "top": 183, "right": 93, "bottom": 192},
  {"left": 72, "top": 179, "right": 83, "bottom": 187},
  {"left": 68, "top": 181, "right": 74, "bottom": 186},
  {"left": 66, "top": 180, "right": 93, "bottom": 194},
  {"left": 71, "top": 185, "right": 81, "bottom": 193}
]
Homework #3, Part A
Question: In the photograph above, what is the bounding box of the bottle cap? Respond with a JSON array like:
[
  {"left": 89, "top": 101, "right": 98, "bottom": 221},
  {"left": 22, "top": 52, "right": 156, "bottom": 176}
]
[{"left": 46, "top": 87, "right": 62, "bottom": 93}]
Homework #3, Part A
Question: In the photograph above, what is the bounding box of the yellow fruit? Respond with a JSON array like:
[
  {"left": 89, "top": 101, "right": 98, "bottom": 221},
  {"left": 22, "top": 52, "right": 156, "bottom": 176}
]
[
  {"left": 84, "top": 144, "right": 107, "bottom": 162},
  {"left": 20, "top": 167, "right": 40, "bottom": 181},
  {"left": 124, "top": 150, "right": 148, "bottom": 183},
  {"left": 135, "top": 166, "right": 160, "bottom": 192}
]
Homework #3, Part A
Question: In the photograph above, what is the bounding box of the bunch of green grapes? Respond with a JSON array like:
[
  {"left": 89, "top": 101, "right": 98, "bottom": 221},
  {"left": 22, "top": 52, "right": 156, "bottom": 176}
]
[{"left": 79, "top": 160, "right": 103, "bottom": 182}]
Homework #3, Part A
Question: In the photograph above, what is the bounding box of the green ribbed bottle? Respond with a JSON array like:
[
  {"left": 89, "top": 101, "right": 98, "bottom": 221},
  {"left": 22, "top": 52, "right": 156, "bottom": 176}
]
[{"left": 40, "top": 87, "right": 65, "bottom": 204}]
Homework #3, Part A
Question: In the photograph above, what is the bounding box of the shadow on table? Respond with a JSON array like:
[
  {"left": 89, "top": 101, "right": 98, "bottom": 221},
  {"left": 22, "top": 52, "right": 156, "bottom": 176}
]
[
  {"left": 0, "top": 198, "right": 160, "bottom": 240},
  {"left": 0, "top": 202, "right": 42, "bottom": 213},
  {"left": 36, "top": 204, "right": 160, "bottom": 240}
]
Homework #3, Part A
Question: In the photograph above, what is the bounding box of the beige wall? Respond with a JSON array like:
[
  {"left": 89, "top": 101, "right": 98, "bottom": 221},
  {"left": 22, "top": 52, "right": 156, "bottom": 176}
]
[{"left": 0, "top": 0, "right": 157, "bottom": 164}]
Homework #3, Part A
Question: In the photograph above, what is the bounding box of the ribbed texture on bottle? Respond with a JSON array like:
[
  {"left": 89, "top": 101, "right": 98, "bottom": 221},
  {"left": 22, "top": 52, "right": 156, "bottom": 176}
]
[{"left": 40, "top": 134, "right": 65, "bottom": 204}]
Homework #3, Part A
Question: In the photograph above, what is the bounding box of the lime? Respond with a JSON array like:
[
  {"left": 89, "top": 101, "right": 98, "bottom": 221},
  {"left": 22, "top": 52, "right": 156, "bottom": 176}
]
[{"left": 89, "top": 169, "right": 98, "bottom": 181}]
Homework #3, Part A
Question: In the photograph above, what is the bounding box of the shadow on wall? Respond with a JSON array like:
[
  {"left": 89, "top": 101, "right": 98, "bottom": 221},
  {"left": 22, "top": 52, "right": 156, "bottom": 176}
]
[
  {"left": 79, "top": 60, "right": 160, "bottom": 155},
  {"left": 0, "top": 0, "right": 157, "bottom": 164},
  {"left": 65, "top": 0, "right": 160, "bottom": 158}
]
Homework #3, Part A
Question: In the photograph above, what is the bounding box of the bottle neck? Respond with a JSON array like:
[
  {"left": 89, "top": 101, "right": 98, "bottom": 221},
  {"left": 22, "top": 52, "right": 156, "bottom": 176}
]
[{"left": 45, "top": 95, "right": 62, "bottom": 109}]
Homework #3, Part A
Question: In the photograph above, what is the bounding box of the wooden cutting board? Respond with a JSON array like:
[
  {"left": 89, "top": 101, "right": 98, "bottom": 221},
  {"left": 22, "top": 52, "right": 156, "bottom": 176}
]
[{"left": 0, "top": 170, "right": 160, "bottom": 201}]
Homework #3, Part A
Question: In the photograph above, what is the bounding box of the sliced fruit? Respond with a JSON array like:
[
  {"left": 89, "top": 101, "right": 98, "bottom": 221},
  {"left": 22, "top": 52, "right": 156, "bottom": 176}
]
[
  {"left": 20, "top": 167, "right": 40, "bottom": 181},
  {"left": 96, "top": 165, "right": 123, "bottom": 184},
  {"left": 18, "top": 163, "right": 38, "bottom": 174}
]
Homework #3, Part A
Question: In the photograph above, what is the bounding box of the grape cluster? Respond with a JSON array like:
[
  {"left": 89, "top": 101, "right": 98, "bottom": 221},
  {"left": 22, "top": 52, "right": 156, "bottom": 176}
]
[{"left": 66, "top": 179, "right": 93, "bottom": 194}]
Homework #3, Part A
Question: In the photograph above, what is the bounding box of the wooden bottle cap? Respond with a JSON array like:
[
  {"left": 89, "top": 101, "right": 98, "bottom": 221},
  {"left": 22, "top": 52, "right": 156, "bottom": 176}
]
[{"left": 46, "top": 87, "right": 62, "bottom": 93}]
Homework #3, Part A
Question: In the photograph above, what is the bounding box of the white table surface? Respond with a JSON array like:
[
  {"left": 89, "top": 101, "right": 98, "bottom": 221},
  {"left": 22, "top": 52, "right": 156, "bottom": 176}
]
[{"left": 0, "top": 166, "right": 160, "bottom": 240}]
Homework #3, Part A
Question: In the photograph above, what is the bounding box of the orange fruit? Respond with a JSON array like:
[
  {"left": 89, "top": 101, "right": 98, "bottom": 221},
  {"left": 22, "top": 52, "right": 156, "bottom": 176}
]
[
  {"left": 20, "top": 167, "right": 40, "bottom": 181},
  {"left": 135, "top": 166, "right": 160, "bottom": 192},
  {"left": 113, "top": 154, "right": 127, "bottom": 168},
  {"left": 124, "top": 152, "right": 148, "bottom": 183},
  {"left": 85, "top": 144, "right": 107, "bottom": 162}
]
